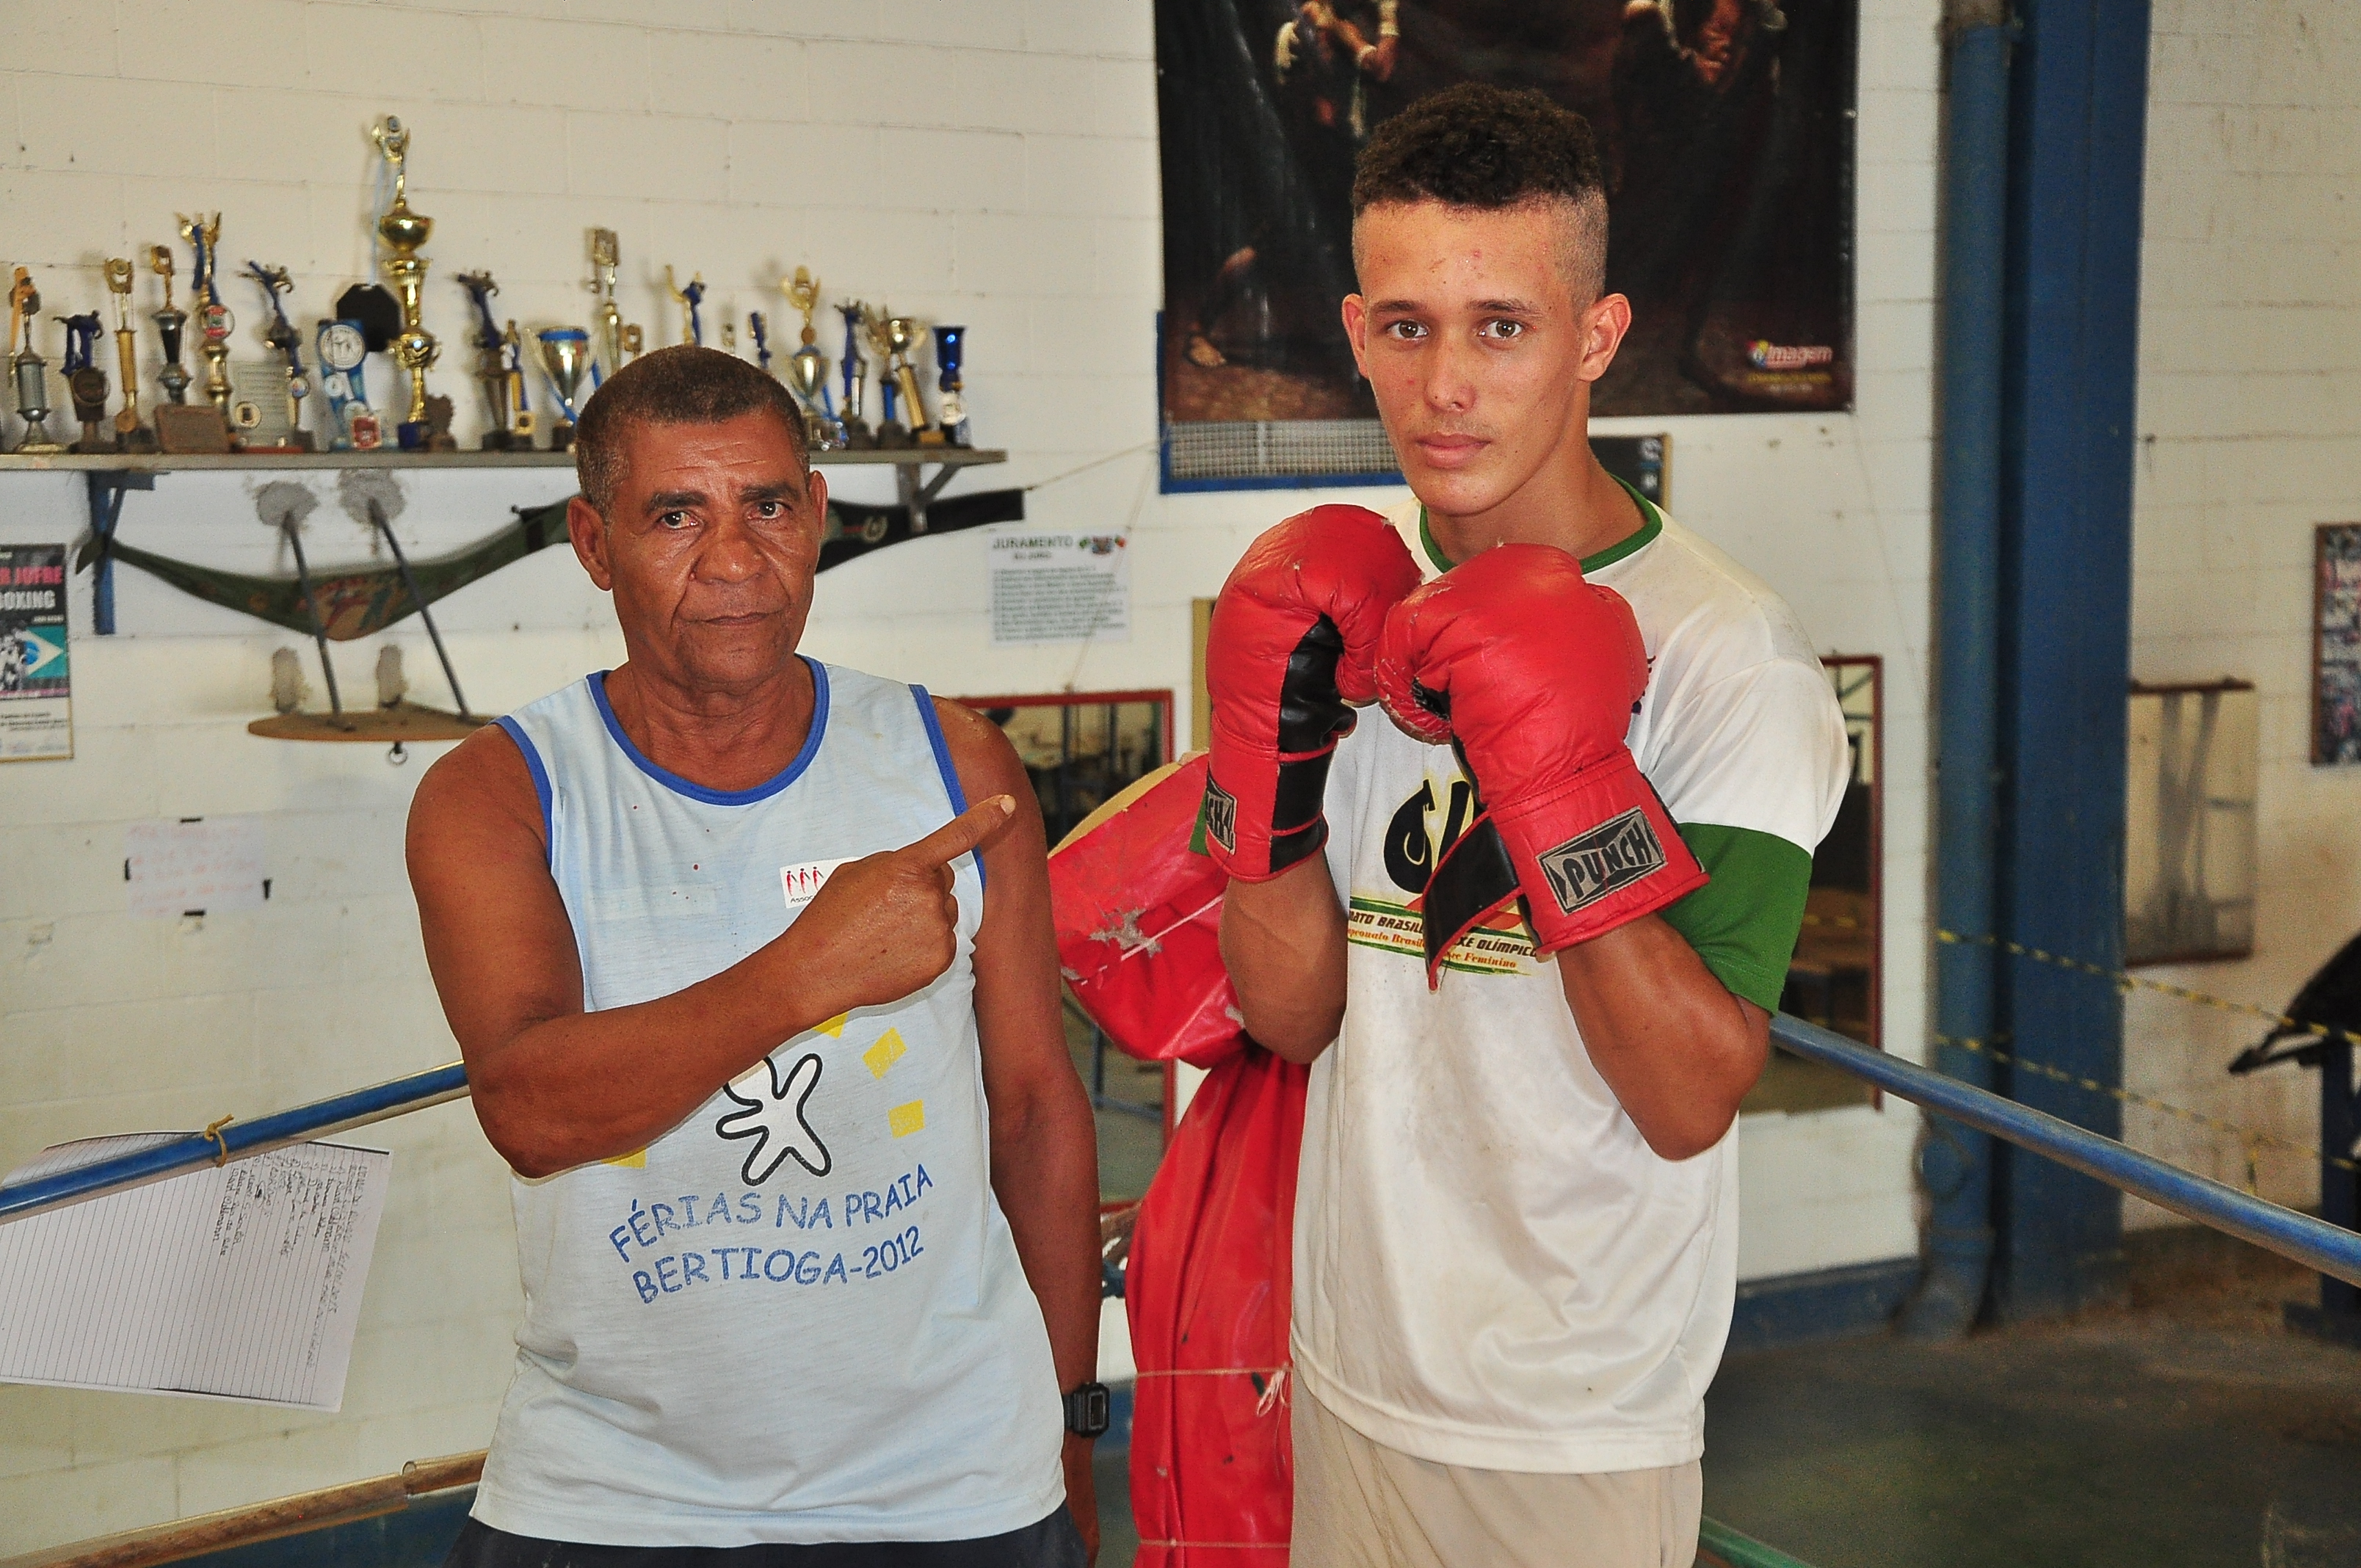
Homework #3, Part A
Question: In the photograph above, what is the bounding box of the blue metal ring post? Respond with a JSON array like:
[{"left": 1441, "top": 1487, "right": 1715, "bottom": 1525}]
[
  {"left": 0, "top": 1062, "right": 470, "bottom": 1225},
  {"left": 1772, "top": 1016, "right": 2361, "bottom": 1289}
]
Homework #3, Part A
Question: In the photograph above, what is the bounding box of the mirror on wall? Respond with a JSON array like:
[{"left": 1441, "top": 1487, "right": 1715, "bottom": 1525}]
[
  {"left": 2125, "top": 679, "right": 2257, "bottom": 966},
  {"left": 960, "top": 689, "right": 1177, "bottom": 1201},
  {"left": 1745, "top": 655, "right": 1882, "bottom": 1116}
]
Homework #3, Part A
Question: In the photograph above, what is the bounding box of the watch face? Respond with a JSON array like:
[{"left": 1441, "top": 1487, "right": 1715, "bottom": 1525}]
[{"left": 319, "top": 322, "right": 367, "bottom": 371}]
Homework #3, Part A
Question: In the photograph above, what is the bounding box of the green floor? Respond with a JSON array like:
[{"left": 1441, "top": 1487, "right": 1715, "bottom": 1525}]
[{"left": 1094, "top": 1229, "right": 2361, "bottom": 1567}]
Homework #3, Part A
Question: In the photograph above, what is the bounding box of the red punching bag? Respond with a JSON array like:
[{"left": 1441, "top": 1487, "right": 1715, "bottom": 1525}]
[{"left": 1050, "top": 756, "right": 1305, "bottom": 1564}]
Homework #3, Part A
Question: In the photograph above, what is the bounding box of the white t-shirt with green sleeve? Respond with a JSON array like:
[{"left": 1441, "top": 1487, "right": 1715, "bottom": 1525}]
[{"left": 1291, "top": 485, "right": 1849, "bottom": 1473}]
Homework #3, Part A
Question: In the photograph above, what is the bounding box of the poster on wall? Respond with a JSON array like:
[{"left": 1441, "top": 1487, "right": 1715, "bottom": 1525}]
[
  {"left": 1156, "top": 0, "right": 1857, "bottom": 487},
  {"left": 988, "top": 529, "right": 1132, "bottom": 647},
  {"left": 0, "top": 543, "right": 72, "bottom": 763},
  {"left": 2314, "top": 523, "right": 2361, "bottom": 765}
]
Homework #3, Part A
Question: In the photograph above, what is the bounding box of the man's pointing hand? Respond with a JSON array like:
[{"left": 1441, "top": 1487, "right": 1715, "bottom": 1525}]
[{"left": 798, "top": 794, "right": 1017, "bottom": 1012}]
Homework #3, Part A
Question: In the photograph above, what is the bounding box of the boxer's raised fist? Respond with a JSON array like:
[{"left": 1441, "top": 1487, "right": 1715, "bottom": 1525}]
[
  {"left": 1374, "top": 544, "right": 1705, "bottom": 973},
  {"left": 1203, "top": 505, "right": 1421, "bottom": 881}
]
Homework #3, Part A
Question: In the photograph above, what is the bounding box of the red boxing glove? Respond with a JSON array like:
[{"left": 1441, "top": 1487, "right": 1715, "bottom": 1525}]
[
  {"left": 1203, "top": 505, "right": 1423, "bottom": 881},
  {"left": 1374, "top": 543, "right": 1706, "bottom": 981}
]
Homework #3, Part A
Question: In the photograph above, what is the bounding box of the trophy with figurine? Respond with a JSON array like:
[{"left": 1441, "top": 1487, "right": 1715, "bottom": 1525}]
[
  {"left": 244, "top": 262, "right": 315, "bottom": 451},
  {"left": 373, "top": 116, "right": 443, "bottom": 450},
  {"left": 836, "top": 302, "right": 874, "bottom": 449},
  {"left": 105, "top": 258, "right": 159, "bottom": 452},
  {"left": 457, "top": 271, "right": 521, "bottom": 451},
  {"left": 7, "top": 269, "right": 65, "bottom": 454},
  {"left": 150, "top": 246, "right": 192, "bottom": 408},
  {"left": 59, "top": 311, "right": 112, "bottom": 454},
  {"left": 666, "top": 266, "right": 706, "bottom": 347}
]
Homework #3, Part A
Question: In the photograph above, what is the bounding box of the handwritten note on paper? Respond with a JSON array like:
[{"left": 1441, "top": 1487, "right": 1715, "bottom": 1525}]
[
  {"left": 125, "top": 818, "right": 267, "bottom": 917},
  {"left": 0, "top": 1136, "right": 390, "bottom": 1409}
]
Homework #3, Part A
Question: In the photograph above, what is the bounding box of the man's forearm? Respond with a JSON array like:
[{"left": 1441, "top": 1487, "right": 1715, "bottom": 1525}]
[
  {"left": 465, "top": 926, "right": 852, "bottom": 1177},
  {"left": 1219, "top": 855, "right": 1348, "bottom": 1063},
  {"left": 989, "top": 1075, "right": 1102, "bottom": 1393},
  {"left": 1556, "top": 913, "right": 1769, "bottom": 1161}
]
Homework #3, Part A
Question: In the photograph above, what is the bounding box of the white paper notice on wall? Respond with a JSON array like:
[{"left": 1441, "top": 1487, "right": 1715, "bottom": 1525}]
[
  {"left": 0, "top": 1136, "right": 390, "bottom": 1409},
  {"left": 126, "top": 817, "right": 266, "bottom": 917},
  {"left": 988, "top": 528, "right": 1131, "bottom": 647}
]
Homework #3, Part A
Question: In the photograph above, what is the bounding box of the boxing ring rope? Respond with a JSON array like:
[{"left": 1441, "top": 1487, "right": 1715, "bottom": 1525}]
[
  {"left": 8, "top": 1023, "right": 2357, "bottom": 1291},
  {"left": 0, "top": 1061, "right": 469, "bottom": 1226},
  {"left": 1768, "top": 1015, "right": 2361, "bottom": 1288}
]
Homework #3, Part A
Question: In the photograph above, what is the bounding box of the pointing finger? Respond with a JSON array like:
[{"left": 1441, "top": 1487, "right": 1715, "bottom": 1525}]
[{"left": 904, "top": 794, "right": 1015, "bottom": 868}]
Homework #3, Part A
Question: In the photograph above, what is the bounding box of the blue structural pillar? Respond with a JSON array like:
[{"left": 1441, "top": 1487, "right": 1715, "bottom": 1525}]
[
  {"left": 1905, "top": 0, "right": 2013, "bottom": 1341},
  {"left": 1990, "top": 0, "right": 2151, "bottom": 1319}
]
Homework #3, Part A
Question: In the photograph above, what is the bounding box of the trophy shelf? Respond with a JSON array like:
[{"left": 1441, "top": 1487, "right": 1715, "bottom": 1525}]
[{"left": 0, "top": 447, "right": 1007, "bottom": 474}]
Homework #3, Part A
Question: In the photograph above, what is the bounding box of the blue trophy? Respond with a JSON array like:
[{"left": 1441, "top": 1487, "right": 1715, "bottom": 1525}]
[
  {"left": 932, "top": 324, "right": 968, "bottom": 448},
  {"left": 836, "top": 301, "right": 874, "bottom": 449}
]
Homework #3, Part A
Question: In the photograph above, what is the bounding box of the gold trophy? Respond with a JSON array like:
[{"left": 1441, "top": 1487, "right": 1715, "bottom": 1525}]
[
  {"left": 587, "top": 228, "right": 637, "bottom": 377},
  {"left": 871, "top": 308, "right": 933, "bottom": 447},
  {"left": 503, "top": 321, "right": 534, "bottom": 445},
  {"left": 373, "top": 116, "right": 441, "bottom": 449},
  {"left": 780, "top": 268, "right": 829, "bottom": 446},
  {"left": 104, "top": 258, "right": 159, "bottom": 452}
]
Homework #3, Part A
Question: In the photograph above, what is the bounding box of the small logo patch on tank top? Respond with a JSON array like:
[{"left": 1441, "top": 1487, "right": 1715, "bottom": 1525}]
[{"left": 781, "top": 857, "right": 853, "bottom": 910}]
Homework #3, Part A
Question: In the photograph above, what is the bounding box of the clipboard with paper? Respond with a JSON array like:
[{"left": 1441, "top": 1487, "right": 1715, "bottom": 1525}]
[{"left": 0, "top": 1133, "right": 391, "bottom": 1409}]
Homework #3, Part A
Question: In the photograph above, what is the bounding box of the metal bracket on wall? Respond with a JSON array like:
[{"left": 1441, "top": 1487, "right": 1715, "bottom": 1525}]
[
  {"left": 82, "top": 469, "right": 156, "bottom": 636},
  {"left": 894, "top": 458, "right": 965, "bottom": 534}
]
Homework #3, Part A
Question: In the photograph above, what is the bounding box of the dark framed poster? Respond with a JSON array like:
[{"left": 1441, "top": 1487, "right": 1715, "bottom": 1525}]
[
  {"left": 1157, "top": 0, "right": 1857, "bottom": 487},
  {"left": 2315, "top": 523, "right": 2361, "bottom": 765},
  {"left": 0, "top": 543, "right": 72, "bottom": 763}
]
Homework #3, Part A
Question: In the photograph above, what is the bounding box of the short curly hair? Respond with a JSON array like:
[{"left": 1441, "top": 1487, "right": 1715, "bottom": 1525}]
[
  {"left": 1351, "top": 83, "right": 1609, "bottom": 302},
  {"left": 575, "top": 344, "right": 808, "bottom": 517}
]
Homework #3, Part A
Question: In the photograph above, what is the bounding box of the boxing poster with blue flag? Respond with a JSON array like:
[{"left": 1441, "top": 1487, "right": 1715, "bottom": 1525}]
[{"left": 0, "top": 542, "right": 72, "bottom": 762}]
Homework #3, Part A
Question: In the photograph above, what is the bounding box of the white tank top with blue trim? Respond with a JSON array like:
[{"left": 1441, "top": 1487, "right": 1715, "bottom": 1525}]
[{"left": 474, "top": 660, "right": 1064, "bottom": 1547}]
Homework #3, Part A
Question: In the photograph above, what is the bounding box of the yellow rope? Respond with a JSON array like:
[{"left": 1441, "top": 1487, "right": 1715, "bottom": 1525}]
[
  {"left": 1925, "top": 1032, "right": 2358, "bottom": 1178},
  {"left": 1795, "top": 914, "right": 2358, "bottom": 1177}
]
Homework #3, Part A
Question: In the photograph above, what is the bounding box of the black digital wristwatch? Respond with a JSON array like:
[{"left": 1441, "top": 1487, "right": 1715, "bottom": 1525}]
[{"left": 1062, "top": 1382, "right": 1111, "bottom": 1438}]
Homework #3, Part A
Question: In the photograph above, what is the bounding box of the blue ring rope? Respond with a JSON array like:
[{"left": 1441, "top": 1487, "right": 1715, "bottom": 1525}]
[
  {"left": 1770, "top": 1015, "right": 2361, "bottom": 1288},
  {"left": 0, "top": 1063, "right": 469, "bottom": 1225},
  {"left": 4, "top": 1020, "right": 2356, "bottom": 1292}
]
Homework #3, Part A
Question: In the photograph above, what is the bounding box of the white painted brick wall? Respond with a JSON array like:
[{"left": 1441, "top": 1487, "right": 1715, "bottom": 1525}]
[
  {"left": 0, "top": 0, "right": 1938, "bottom": 1549},
  {"left": 2122, "top": 0, "right": 2361, "bottom": 1228}
]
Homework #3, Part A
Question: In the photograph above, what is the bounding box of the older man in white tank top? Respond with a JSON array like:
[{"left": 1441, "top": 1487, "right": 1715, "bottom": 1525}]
[{"left": 407, "top": 346, "right": 1104, "bottom": 1567}]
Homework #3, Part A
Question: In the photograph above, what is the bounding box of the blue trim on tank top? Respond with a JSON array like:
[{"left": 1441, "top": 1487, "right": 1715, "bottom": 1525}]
[
  {"left": 910, "top": 685, "right": 985, "bottom": 896},
  {"left": 586, "top": 658, "right": 831, "bottom": 806},
  {"left": 493, "top": 716, "right": 556, "bottom": 858}
]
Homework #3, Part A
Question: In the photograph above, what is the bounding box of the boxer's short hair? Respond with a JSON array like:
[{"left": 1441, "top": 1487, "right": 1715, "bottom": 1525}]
[
  {"left": 575, "top": 344, "right": 808, "bottom": 515},
  {"left": 1351, "top": 83, "right": 1609, "bottom": 302}
]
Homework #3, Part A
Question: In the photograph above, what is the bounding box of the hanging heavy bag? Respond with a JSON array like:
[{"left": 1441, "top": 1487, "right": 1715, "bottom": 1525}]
[{"left": 1048, "top": 756, "right": 1305, "bottom": 1563}]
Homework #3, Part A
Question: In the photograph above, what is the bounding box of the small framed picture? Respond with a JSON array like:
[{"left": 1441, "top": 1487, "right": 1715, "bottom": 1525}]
[{"left": 2313, "top": 523, "right": 2361, "bottom": 766}]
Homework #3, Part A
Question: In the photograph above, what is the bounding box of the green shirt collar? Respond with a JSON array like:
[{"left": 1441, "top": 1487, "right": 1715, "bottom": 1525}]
[{"left": 1418, "top": 474, "right": 1664, "bottom": 576}]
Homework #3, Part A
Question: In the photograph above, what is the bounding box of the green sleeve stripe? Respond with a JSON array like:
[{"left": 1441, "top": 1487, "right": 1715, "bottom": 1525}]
[{"left": 1658, "top": 822, "right": 1813, "bottom": 1012}]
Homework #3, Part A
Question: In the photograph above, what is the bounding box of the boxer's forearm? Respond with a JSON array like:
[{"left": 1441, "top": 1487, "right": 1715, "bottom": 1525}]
[
  {"left": 1220, "top": 856, "right": 1348, "bottom": 1063},
  {"left": 1554, "top": 913, "right": 1769, "bottom": 1160},
  {"left": 457, "top": 919, "right": 890, "bottom": 1177}
]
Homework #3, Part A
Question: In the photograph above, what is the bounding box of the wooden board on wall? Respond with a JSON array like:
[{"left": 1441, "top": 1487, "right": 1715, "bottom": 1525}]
[{"left": 1192, "top": 597, "right": 1214, "bottom": 753}]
